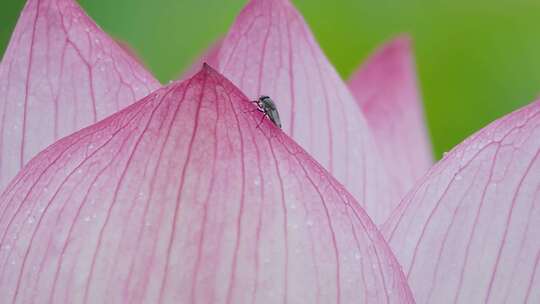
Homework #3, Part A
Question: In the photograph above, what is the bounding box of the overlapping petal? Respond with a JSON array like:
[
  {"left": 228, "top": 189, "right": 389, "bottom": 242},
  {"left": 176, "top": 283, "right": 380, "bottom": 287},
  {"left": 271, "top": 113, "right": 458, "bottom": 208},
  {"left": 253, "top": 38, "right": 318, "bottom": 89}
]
[
  {"left": 348, "top": 36, "right": 432, "bottom": 197},
  {"left": 0, "top": 0, "right": 159, "bottom": 190},
  {"left": 383, "top": 100, "right": 540, "bottom": 303},
  {"left": 216, "top": 0, "right": 396, "bottom": 224},
  {"left": 0, "top": 65, "right": 413, "bottom": 303}
]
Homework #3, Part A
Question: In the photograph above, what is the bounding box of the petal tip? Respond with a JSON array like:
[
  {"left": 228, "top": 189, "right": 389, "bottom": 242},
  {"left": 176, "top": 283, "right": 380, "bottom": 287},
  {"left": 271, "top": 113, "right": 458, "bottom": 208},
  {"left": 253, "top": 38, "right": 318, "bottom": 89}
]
[
  {"left": 201, "top": 62, "right": 216, "bottom": 72},
  {"left": 373, "top": 34, "right": 414, "bottom": 65},
  {"left": 197, "top": 62, "right": 224, "bottom": 83},
  {"left": 390, "top": 34, "right": 413, "bottom": 48}
]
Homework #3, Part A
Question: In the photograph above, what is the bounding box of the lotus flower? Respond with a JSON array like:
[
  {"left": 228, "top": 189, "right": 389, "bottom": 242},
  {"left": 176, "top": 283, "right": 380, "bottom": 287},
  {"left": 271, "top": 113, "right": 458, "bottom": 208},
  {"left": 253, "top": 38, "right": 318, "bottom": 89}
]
[{"left": 0, "top": 0, "right": 538, "bottom": 303}]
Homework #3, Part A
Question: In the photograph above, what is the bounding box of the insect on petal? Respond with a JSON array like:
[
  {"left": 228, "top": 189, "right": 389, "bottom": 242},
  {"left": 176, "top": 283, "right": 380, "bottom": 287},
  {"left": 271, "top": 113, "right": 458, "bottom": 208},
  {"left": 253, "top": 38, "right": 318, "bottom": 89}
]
[
  {"left": 217, "top": 0, "right": 396, "bottom": 224},
  {"left": 383, "top": 100, "right": 540, "bottom": 303},
  {"left": 0, "top": 64, "right": 413, "bottom": 303},
  {"left": 0, "top": 0, "right": 160, "bottom": 191}
]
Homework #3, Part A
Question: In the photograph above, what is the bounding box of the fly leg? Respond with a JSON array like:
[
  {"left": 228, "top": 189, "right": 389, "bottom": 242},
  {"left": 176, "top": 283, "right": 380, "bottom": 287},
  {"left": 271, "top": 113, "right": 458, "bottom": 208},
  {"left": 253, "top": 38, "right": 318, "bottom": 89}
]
[
  {"left": 256, "top": 113, "right": 267, "bottom": 129},
  {"left": 244, "top": 101, "right": 264, "bottom": 114},
  {"left": 243, "top": 105, "right": 266, "bottom": 128},
  {"left": 244, "top": 108, "right": 264, "bottom": 114}
]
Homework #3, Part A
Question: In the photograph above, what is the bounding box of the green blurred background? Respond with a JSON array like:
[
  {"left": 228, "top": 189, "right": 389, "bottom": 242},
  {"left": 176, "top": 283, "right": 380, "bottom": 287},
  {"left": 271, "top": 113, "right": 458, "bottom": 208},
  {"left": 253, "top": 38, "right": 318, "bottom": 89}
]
[{"left": 2, "top": 0, "right": 540, "bottom": 158}]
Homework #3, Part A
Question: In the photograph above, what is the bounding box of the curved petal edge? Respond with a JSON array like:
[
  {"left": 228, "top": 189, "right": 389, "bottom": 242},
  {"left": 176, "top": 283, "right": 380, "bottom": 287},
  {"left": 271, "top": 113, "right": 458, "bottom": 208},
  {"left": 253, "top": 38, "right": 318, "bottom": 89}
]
[
  {"left": 0, "top": 64, "right": 413, "bottom": 303},
  {"left": 384, "top": 100, "right": 540, "bottom": 303},
  {"left": 216, "top": 0, "right": 397, "bottom": 224},
  {"left": 0, "top": 0, "right": 160, "bottom": 190},
  {"left": 348, "top": 36, "right": 433, "bottom": 198}
]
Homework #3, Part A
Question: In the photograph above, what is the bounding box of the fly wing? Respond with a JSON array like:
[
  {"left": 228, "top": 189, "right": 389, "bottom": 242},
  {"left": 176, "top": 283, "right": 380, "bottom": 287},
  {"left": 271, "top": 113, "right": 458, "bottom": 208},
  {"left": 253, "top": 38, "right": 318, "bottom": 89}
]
[{"left": 268, "top": 108, "right": 282, "bottom": 128}]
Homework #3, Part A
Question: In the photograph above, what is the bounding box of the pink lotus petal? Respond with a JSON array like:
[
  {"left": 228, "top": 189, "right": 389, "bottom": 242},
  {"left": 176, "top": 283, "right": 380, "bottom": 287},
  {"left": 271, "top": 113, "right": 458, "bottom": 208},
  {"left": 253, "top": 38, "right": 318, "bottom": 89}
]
[
  {"left": 0, "top": 65, "right": 413, "bottom": 303},
  {"left": 348, "top": 36, "right": 433, "bottom": 197},
  {"left": 383, "top": 100, "right": 540, "bottom": 303},
  {"left": 0, "top": 0, "right": 160, "bottom": 190},
  {"left": 217, "top": 0, "right": 395, "bottom": 224}
]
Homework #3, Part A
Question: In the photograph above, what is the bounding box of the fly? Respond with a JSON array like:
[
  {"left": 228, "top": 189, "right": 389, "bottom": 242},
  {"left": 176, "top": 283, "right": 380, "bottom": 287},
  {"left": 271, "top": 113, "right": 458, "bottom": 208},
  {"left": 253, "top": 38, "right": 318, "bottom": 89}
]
[{"left": 252, "top": 95, "right": 282, "bottom": 129}]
